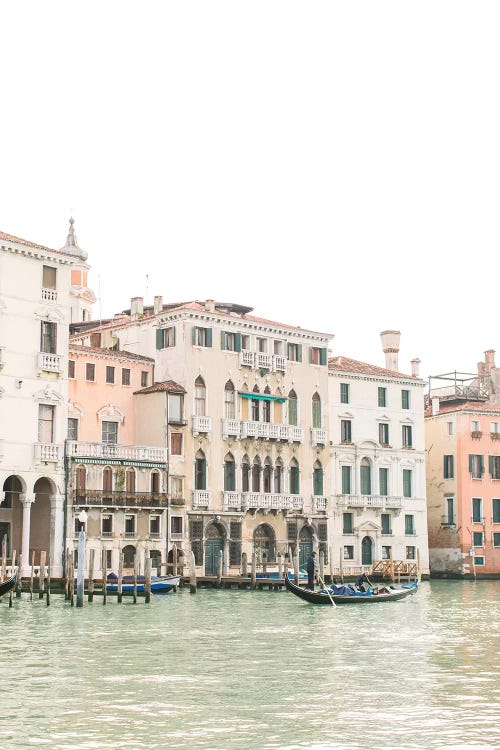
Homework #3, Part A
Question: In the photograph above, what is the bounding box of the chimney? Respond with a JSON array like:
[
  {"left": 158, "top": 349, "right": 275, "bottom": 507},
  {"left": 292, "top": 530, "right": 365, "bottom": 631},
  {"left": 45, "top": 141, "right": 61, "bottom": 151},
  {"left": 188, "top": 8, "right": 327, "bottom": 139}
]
[
  {"left": 380, "top": 330, "right": 401, "bottom": 372},
  {"left": 130, "top": 296, "right": 144, "bottom": 320},
  {"left": 485, "top": 349, "right": 496, "bottom": 369},
  {"left": 411, "top": 358, "right": 421, "bottom": 378},
  {"left": 432, "top": 397, "right": 440, "bottom": 416},
  {"left": 154, "top": 295, "right": 163, "bottom": 315},
  {"left": 205, "top": 299, "right": 216, "bottom": 312}
]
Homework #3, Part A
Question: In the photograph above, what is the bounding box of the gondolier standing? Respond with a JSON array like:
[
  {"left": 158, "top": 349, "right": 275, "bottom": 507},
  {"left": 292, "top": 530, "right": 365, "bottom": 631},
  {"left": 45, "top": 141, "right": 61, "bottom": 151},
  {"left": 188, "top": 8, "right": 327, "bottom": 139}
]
[{"left": 306, "top": 551, "right": 317, "bottom": 590}]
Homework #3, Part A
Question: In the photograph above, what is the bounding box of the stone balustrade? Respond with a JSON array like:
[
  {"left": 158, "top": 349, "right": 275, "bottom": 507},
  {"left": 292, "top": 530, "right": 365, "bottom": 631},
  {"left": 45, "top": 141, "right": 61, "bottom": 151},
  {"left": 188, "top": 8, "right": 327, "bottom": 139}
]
[
  {"left": 66, "top": 441, "right": 167, "bottom": 463},
  {"left": 37, "top": 352, "right": 63, "bottom": 373}
]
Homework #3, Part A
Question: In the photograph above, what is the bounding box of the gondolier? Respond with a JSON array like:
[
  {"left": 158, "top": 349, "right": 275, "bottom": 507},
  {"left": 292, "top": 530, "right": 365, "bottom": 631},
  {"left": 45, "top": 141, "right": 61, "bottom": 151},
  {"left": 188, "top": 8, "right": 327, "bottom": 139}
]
[{"left": 306, "top": 551, "right": 317, "bottom": 590}]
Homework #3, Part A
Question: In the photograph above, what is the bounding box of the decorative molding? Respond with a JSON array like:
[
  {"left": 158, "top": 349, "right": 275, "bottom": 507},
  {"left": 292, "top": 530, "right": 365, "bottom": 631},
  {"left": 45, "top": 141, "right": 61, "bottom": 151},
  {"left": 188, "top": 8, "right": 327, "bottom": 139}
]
[
  {"left": 97, "top": 404, "right": 125, "bottom": 423},
  {"left": 68, "top": 401, "right": 84, "bottom": 417},
  {"left": 35, "top": 307, "right": 65, "bottom": 323},
  {"left": 33, "top": 386, "right": 64, "bottom": 403}
]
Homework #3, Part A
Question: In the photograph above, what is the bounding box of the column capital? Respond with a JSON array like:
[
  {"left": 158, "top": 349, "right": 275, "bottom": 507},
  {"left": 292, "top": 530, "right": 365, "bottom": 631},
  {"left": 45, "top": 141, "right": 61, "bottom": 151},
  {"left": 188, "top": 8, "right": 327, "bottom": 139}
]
[
  {"left": 22, "top": 495, "right": 35, "bottom": 507},
  {"left": 51, "top": 494, "right": 65, "bottom": 508}
]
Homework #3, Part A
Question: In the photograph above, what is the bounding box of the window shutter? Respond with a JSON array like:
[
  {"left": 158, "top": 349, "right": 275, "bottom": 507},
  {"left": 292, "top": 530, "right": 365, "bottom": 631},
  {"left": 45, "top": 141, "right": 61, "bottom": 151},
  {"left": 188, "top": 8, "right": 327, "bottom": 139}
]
[
  {"left": 206, "top": 328, "right": 212, "bottom": 347},
  {"left": 192, "top": 327, "right": 197, "bottom": 345},
  {"left": 469, "top": 455, "right": 473, "bottom": 473},
  {"left": 480, "top": 456, "right": 485, "bottom": 476},
  {"left": 201, "top": 459, "right": 206, "bottom": 490},
  {"left": 172, "top": 326, "right": 176, "bottom": 346},
  {"left": 320, "top": 348, "right": 327, "bottom": 366},
  {"left": 489, "top": 456, "right": 494, "bottom": 475},
  {"left": 309, "top": 348, "right": 313, "bottom": 364},
  {"left": 156, "top": 329, "right": 164, "bottom": 349},
  {"left": 297, "top": 344, "right": 302, "bottom": 362},
  {"left": 220, "top": 331, "right": 226, "bottom": 350},
  {"left": 234, "top": 333, "right": 241, "bottom": 352}
]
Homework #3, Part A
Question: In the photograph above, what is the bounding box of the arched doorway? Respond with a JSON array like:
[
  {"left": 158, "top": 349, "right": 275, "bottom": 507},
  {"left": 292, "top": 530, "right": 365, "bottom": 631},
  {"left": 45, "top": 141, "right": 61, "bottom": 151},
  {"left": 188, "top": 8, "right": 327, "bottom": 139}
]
[
  {"left": 123, "top": 545, "right": 136, "bottom": 567},
  {"left": 31, "top": 478, "right": 52, "bottom": 564},
  {"left": 299, "top": 526, "right": 313, "bottom": 568},
  {"left": 1, "top": 476, "right": 24, "bottom": 558},
  {"left": 205, "top": 523, "right": 224, "bottom": 576},
  {"left": 254, "top": 523, "right": 276, "bottom": 563},
  {"left": 150, "top": 549, "right": 162, "bottom": 573},
  {"left": 362, "top": 536, "right": 373, "bottom": 566}
]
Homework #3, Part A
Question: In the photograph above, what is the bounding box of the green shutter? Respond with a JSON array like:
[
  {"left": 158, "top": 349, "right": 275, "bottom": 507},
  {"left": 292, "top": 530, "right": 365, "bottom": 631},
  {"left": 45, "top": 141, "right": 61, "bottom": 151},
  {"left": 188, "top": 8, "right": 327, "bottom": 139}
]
[
  {"left": 309, "top": 348, "right": 313, "bottom": 364},
  {"left": 480, "top": 455, "right": 484, "bottom": 476},
  {"left": 489, "top": 456, "right": 494, "bottom": 476},
  {"left": 313, "top": 469, "right": 323, "bottom": 496},
  {"left": 156, "top": 329, "right": 164, "bottom": 349},
  {"left": 320, "top": 348, "right": 327, "bottom": 366},
  {"left": 297, "top": 344, "right": 302, "bottom": 362},
  {"left": 201, "top": 459, "right": 206, "bottom": 490},
  {"left": 206, "top": 328, "right": 212, "bottom": 347},
  {"left": 192, "top": 326, "right": 197, "bottom": 345},
  {"left": 469, "top": 455, "right": 473, "bottom": 473},
  {"left": 221, "top": 331, "right": 226, "bottom": 350},
  {"left": 234, "top": 333, "right": 241, "bottom": 352}
]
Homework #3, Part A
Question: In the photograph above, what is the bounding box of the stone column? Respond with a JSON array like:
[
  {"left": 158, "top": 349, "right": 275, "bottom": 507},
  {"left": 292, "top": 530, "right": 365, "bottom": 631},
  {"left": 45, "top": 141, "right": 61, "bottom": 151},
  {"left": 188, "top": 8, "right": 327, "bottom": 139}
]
[
  {"left": 50, "top": 494, "right": 65, "bottom": 578},
  {"left": 21, "top": 495, "right": 34, "bottom": 576}
]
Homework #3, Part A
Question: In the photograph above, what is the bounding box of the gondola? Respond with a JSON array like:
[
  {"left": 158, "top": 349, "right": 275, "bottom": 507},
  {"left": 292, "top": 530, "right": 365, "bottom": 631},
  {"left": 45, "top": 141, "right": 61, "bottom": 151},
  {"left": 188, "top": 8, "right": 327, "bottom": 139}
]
[
  {"left": 0, "top": 573, "right": 17, "bottom": 598},
  {"left": 284, "top": 573, "right": 418, "bottom": 604},
  {"left": 106, "top": 573, "right": 180, "bottom": 593}
]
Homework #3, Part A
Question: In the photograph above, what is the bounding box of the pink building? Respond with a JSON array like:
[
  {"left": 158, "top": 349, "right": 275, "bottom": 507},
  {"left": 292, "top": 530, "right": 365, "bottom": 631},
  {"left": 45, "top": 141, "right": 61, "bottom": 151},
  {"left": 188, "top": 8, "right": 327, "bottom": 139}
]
[{"left": 426, "top": 350, "right": 500, "bottom": 577}]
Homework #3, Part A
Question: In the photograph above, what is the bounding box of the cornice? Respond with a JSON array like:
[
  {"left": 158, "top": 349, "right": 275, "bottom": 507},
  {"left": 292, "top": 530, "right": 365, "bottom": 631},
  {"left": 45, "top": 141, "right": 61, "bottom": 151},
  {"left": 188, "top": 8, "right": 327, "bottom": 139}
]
[
  {"left": 328, "top": 370, "right": 424, "bottom": 387},
  {"left": 1, "top": 242, "right": 76, "bottom": 267}
]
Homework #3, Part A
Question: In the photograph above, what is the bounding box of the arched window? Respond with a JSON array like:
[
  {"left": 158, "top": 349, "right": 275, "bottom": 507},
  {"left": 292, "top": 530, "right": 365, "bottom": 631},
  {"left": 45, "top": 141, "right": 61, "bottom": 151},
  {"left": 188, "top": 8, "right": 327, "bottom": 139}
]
[
  {"left": 263, "top": 457, "right": 272, "bottom": 493},
  {"left": 224, "top": 380, "right": 235, "bottom": 420},
  {"left": 224, "top": 452, "right": 236, "bottom": 491},
  {"left": 288, "top": 389, "right": 298, "bottom": 426},
  {"left": 252, "top": 456, "right": 261, "bottom": 492},
  {"left": 313, "top": 460, "right": 323, "bottom": 496},
  {"left": 76, "top": 465, "right": 86, "bottom": 495},
  {"left": 195, "top": 376, "right": 206, "bottom": 416},
  {"left": 312, "top": 392, "right": 321, "bottom": 428},
  {"left": 242, "top": 455, "right": 250, "bottom": 492},
  {"left": 151, "top": 470, "right": 160, "bottom": 494},
  {"left": 263, "top": 386, "right": 271, "bottom": 423},
  {"left": 275, "top": 388, "right": 283, "bottom": 423},
  {"left": 254, "top": 524, "right": 276, "bottom": 563},
  {"left": 195, "top": 450, "right": 207, "bottom": 490},
  {"left": 103, "top": 467, "right": 113, "bottom": 492},
  {"left": 289, "top": 458, "right": 300, "bottom": 495},
  {"left": 123, "top": 545, "right": 136, "bottom": 566},
  {"left": 274, "top": 458, "right": 283, "bottom": 493},
  {"left": 252, "top": 385, "right": 260, "bottom": 422},
  {"left": 126, "top": 467, "right": 136, "bottom": 493},
  {"left": 360, "top": 458, "right": 371, "bottom": 495}
]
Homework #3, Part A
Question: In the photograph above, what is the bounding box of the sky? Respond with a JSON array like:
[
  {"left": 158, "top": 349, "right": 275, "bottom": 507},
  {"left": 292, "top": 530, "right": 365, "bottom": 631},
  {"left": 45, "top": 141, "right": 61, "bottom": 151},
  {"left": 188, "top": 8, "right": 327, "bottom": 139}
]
[{"left": 2, "top": 2, "right": 499, "bottom": 382}]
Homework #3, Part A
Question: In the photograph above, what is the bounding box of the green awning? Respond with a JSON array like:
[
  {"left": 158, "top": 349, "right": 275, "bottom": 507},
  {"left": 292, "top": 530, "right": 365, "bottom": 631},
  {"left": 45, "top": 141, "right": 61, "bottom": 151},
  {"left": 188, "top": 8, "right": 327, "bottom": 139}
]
[{"left": 239, "top": 392, "right": 286, "bottom": 403}]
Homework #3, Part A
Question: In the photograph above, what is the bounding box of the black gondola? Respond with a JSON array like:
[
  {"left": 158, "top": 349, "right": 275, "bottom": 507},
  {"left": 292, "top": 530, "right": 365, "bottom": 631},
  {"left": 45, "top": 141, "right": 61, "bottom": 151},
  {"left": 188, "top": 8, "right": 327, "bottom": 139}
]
[
  {"left": 0, "top": 573, "right": 17, "bottom": 598},
  {"left": 284, "top": 573, "right": 418, "bottom": 605}
]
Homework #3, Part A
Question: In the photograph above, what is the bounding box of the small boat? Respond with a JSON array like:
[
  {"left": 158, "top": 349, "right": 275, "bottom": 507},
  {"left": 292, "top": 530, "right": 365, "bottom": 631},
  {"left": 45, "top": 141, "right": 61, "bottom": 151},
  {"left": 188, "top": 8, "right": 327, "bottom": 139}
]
[
  {"left": 106, "top": 573, "right": 180, "bottom": 594},
  {"left": 0, "top": 573, "right": 17, "bottom": 598},
  {"left": 285, "top": 574, "right": 418, "bottom": 605}
]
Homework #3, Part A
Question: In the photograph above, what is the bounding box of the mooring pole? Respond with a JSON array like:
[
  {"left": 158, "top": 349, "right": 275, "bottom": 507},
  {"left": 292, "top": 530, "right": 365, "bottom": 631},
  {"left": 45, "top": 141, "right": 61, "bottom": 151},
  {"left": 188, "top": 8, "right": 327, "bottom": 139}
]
[{"left": 76, "top": 529, "right": 85, "bottom": 607}]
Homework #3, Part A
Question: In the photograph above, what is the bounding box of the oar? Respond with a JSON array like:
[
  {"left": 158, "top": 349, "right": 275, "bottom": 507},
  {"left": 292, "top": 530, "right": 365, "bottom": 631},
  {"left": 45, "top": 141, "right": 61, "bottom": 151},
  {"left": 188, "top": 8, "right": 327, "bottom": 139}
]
[{"left": 317, "top": 573, "right": 336, "bottom": 607}]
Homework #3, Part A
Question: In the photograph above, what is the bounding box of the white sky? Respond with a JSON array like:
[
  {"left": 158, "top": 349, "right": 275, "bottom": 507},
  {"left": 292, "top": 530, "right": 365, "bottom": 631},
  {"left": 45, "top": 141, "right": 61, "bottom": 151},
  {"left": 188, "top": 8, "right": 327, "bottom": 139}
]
[{"left": 2, "top": 2, "right": 499, "bottom": 381}]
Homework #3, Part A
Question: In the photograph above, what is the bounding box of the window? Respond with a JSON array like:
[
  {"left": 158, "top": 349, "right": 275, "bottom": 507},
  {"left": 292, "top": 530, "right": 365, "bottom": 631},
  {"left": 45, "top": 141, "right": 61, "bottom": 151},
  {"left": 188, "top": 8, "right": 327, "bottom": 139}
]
[
  {"left": 406, "top": 546, "right": 416, "bottom": 560},
  {"left": 38, "top": 404, "right": 55, "bottom": 443},
  {"left": 171, "top": 477, "right": 183, "bottom": 500},
  {"left": 126, "top": 468, "right": 135, "bottom": 493},
  {"left": 447, "top": 421, "right": 454, "bottom": 436},
  {"left": 102, "top": 421, "right": 118, "bottom": 444},
  {"left": 379, "top": 468, "right": 389, "bottom": 496},
  {"left": 489, "top": 456, "right": 500, "bottom": 479},
  {"left": 402, "top": 425, "right": 413, "bottom": 448},
  {"left": 471, "top": 420, "right": 480, "bottom": 433},
  {"left": 101, "top": 514, "right": 113, "bottom": 537},
  {"left": 473, "top": 531, "right": 484, "bottom": 547},
  {"left": 262, "top": 391, "right": 271, "bottom": 423},
  {"left": 343, "top": 546, "right": 354, "bottom": 560},
  {"left": 105, "top": 366, "right": 115, "bottom": 384},
  {"left": 224, "top": 454, "right": 236, "bottom": 492},
  {"left": 156, "top": 327, "right": 176, "bottom": 349},
  {"left": 241, "top": 334, "right": 250, "bottom": 350},
  {"left": 171, "top": 433, "right": 183, "bottom": 455},
  {"left": 313, "top": 461, "right": 323, "bottom": 496},
  {"left": 341, "top": 420, "right": 352, "bottom": 443},
  {"left": 257, "top": 337, "right": 267, "bottom": 353},
  {"left": 493, "top": 532, "right": 500, "bottom": 547},
  {"left": 445, "top": 497, "right": 455, "bottom": 525},
  {"left": 90, "top": 332, "right": 101, "bottom": 348},
  {"left": 86, "top": 363, "right": 95, "bottom": 382},
  {"left": 379, "top": 423, "right": 389, "bottom": 446},
  {"left": 195, "top": 451, "right": 206, "bottom": 490},
  {"left": 343, "top": 512, "right": 353, "bottom": 534},
  {"left": 42, "top": 265, "right": 57, "bottom": 289},
  {"left": 68, "top": 360, "right": 75, "bottom": 379},
  {"left": 251, "top": 390, "right": 260, "bottom": 422},
  {"left": 224, "top": 381, "right": 236, "bottom": 419},
  {"left": 289, "top": 460, "right": 300, "bottom": 494},
  {"left": 242, "top": 457, "right": 250, "bottom": 492},
  {"left": 312, "top": 392, "right": 321, "bottom": 428},
  {"left": 263, "top": 459, "right": 272, "bottom": 493},
  {"left": 493, "top": 499, "right": 500, "bottom": 524},
  {"left": 40, "top": 321, "right": 57, "bottom": 353},
  {"left": 403, "top": 469, "right": 412, "bottom": 498},
  {"left": 288, "top": 390, "right": 298, "bottom": 426},
  {"left": 252, "top": 458, "right": 261, "bottom": 493},
  {"left": 125, "top": 515, "right": 136, "bottom": 538},
  {"left": 287, "top": 343, "right": 301, "bottom": 362},
  {"left": 474, "top": 556, "right": 485, "bottom": 566},
  {"left": 444, "top": 455, "right": 454, "bottom": 479},
  {"left": 103, "top": 467, "right": 113, "bottom": 492},
  {"left": 491, "top": 422, "right": 499, "bottom": 435},
  {"left": 151, "top": 471, "right": 160, "bottom": 494},
  {"left": 194, "top": 376, "right": 206, "bottom": 416},
  {"left": 381, "top": 513, "right": 391, "bottom": 534},
  {"left": 382, "top": 546, "right": 392, "bottom": 560},
  {"left": 340, "top": 383, "right": 350, "bottom": 404},
  {"left": 378, "top": 387, "right": 387, "bottom": 407},
  {"left": 67, "top": 418, "right": 78, "bottom": 441},
  {"left": 149, "top": 516, "right": 161, "bottom": 538},
  {"left": 472, "top": 498, "right": 482, "bottom": 523},
  {"left": 122, "top": 368, "right": 131, "bottom": 386},
  {"left": 469, "top": 454, "right": 484, "bottom": 479},
  {"left": 171, "top": 516, "right": 183, "bottom": 535},
  {"left": 141, "top": 371, "right": 149, "bottom": 388},
  {"left": 360, "top": 460, "right": 371, "bottom": 495},
  {"left": 341, "top": 465, "right": 351, "bottom": 495},
  {"left": 310, "top": 347, "right": 327, "bottom": 365},
  {"left": 401, "top": 390, "right": 410, "bottom": 409},
  {"left": 192, "top": 326, "right": 212, "bottom": 347},
  {"left": 169, "top": 394, "right": 184, "bottom": 423},
  {"left": 405, "top": 514, "right": 415, "bottom": 535},
  {"left": 221, "top": 331, "right": 241, "bottom": 352}
]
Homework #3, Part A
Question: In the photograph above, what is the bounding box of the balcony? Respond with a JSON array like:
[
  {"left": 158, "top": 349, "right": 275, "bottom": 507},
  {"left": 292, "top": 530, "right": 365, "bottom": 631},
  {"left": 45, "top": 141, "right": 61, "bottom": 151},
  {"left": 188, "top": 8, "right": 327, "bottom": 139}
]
[
  {"left": 255, "top": 352, "right": 273, "bottom": 370},
  {"left": 223, "top": 491, "right": 303, "bottom": 511},
  {"left": 238, "top": 350, "right": 287, "bottom": 373},
  {"left": 37, "top": 352, "right": 63, "bottom": 373},
  {"left": 41, "top": 288, "right": 58, "bottom": 302},
  {"left": 66, "top": 441, "right": 167, "bottom": 463},
  {"left": 311, "top": 428, "right": 327, "bottom": 446},
  {"left": 35, "top": 443, "right": 63, "bottom": 463},
  {"left": 337, "top": 494, "right": 404, "bottom": 510},
  {"left": 239, "top": 350, "right": 255, "bottom": 368},
  {"left": 192, "top": 415, "right": 212, "bottom": 436},
  {"left": 149, "top": 532, "right": 161, "bottom": 540},
  {"left": 72, "top": 490, "right": 168, "bottom": 508},
  {"left": 312, "top": 495, "right": 328, "bottom": 512},
  {"left": 241, "top": 421, "right": 303, "bottom": 443},
  {"left": 222, "top": 419, "right": 241, "bottom": 439},
  {"left": 192, "top": 490, "right": 210, "bottom": 508}
]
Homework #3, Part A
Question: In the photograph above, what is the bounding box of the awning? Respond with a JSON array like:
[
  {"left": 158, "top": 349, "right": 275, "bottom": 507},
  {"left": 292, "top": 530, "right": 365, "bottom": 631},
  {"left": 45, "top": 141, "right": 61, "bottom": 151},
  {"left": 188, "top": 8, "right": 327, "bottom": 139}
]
[{"left": 239, "top": 392, "right": 286, "bottom": 403}]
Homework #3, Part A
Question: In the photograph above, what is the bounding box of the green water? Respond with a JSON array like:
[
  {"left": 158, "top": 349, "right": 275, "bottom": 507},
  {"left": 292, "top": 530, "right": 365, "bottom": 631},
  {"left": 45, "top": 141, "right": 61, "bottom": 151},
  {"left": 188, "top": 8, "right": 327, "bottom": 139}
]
[{"left": 0, "top": 581, "right": 499, "bottom": 750}]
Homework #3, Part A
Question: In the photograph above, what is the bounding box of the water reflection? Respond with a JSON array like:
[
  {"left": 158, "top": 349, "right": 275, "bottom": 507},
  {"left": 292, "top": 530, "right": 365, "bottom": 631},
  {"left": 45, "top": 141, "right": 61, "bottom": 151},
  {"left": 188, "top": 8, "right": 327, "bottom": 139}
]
[{"left": 0, "top": 581, "right": 499, "bottom": 749}]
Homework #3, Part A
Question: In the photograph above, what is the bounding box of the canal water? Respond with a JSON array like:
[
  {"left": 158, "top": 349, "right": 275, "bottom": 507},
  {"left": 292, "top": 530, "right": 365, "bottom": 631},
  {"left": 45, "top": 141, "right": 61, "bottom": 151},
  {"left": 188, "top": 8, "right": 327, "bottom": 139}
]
[{"left": 0, "top": 581, "right": 499, "bottom": 750}]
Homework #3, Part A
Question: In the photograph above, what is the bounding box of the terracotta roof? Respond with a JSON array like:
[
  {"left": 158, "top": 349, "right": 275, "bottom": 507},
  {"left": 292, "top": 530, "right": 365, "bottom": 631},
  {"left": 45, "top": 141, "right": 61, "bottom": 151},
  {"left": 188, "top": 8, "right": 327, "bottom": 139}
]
[
  {"left": 328, "top": 355, "right": 415, "bottom": 380},
  {"left": 134, "top": 380, "right": 186, "bottom": 395},
  {"left": 69, "top": 344, "right": 155, "bottom": 363},
  {"left": 425, "top": 400, "right": 500, "bottom": 417},
  {"left": 0, "top": 230, "right": 67, "bottom": 257}
]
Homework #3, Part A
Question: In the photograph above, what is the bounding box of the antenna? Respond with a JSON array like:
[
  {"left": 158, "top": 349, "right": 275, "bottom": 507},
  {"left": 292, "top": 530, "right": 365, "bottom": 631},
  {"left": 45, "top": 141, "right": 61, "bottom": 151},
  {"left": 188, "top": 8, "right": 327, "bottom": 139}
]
[
  {"left": 98, "top": 274, "right": 103, "bottom": 329},
  {"left": 145, "top": 274, "right": 149, "bottom": 306}
]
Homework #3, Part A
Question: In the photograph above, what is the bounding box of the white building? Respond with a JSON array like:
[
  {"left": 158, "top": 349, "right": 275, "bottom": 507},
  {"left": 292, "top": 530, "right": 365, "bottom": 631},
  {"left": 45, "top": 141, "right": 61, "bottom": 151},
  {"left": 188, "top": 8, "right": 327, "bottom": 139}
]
[
  {"left": 0, "top": 221, "right": 94, "bottom": 576},
  {"left": 328, "top": 331, "right": 429, "bottom": 575}
]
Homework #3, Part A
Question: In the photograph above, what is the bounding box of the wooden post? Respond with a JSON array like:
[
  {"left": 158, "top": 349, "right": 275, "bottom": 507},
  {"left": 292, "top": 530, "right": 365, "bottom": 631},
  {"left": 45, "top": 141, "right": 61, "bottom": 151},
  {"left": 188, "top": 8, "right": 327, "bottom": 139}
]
[
  {"left": 319, "top": 550, "right": 324, "bottom": 583},
  {"left": 277, "top": 552, "right": 283, "bottom": 581},
  {"left": 69, "top": 550, "right": 75, "bottom": 606},
  {"left": 389, "top": 549, "right": 395, "bottom": 583},
  {"left": 102, "top": 549, "right": 107, "bottom": 606},
  {"left": 117, "top": 552, "right": 124, "bottom": 603},
  {"left": 46, "top": 563, "right": 51, "bottom": 606},
  {"left": 330, "top": 546, "right": 335, "bottom": 584},
  {"left": 416, "top": 548, "right": 421, "bottom": 583},
  {"left": 293, "top": 553, "right": 299, "bottom": 585},
  {"left": 88, "top": 548, "right": 95, "bottom": 602},
  {"left": 30, "top": 550, "right": 35, "bottom": 601},
  {"left": 339, "top": 547, "right": 344, "bottom": 584},
  {"left": 38, "top": 551, "right": 46, "bottom": 599},
  {"left": 251, "top": 551, "right": 257, "bottom": 589},
  {"left": 9, "top": 551, "right": 16, "bottom": 608},
  {"left": 262, "top": 555, "right": 267, "bottom": 580},
  {"left": 16, "top": 554, "right": 22, "bottom": 598},
  {"left": 64, "top": 548, "right": 70, "bottom": 601},
  {"left": 145, "top": 557, "right": 152, "bottom": 604},
  {"left": 217, "top": 549, "right": 223, "bottom": 587},
  {"left": 1, "top": 533, "right": 6, "bottom": 582},
  {"left": 189, "top": 550, "right": 197, "bottom": 593},
  {"left": 132, "top": 554, "right": 138, "bottom": 604},
  {"left": 76, "top": 531, "right": 85, "bottom": 608},
  {"left": 241, "top": 552, "right": 248, "bottom": 578},
  {"left": 172, "top": 544, "right": 178, "bottom": 577}
]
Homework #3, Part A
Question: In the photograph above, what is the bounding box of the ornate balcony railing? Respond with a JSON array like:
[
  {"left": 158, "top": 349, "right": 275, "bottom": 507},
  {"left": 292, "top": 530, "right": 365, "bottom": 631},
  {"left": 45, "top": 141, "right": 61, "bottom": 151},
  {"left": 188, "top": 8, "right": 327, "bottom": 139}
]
[
  {"left": 192, "top": 490, "right": 210, "bottom": 508},
  {"left": 72, "top": 490, "right": 168, "bottom": 507},
  {"left": 256, "top": 352, "right": 273, "bottom": 370},
  {"left": 41, "top": 288, "right": 58, "bottom": 302},
  {"left": 223, "top": 491, "right": 303, "bottom": 511},
  {"left": 66, "top": 441, "right": 167, "bottom": 463},
  {"left": 35, "top": 443, "right": 63, "bottom": 462},
  {"left": 222, "top": 419, "right": 241, "bottom": 438},
  {"left": 336, "top": 494, "right": 404, "bottom": 510},
  {"left": 311, "top": 428, "right": 327, "bottom": 446},
  {"left": 313, "top": 495, "right": 328, "bottom": 512},
  {"left": 192, "top": 415, "right": 212, "bottom": 435},
  {"left": 37, "top": 352, "right": 63, "bottom": 373},
  {"left": 221, "top": 419, "right": 302, "bottom": 442},
  {"left": 238, "top": 350, "right": 287, "bottom": 373},
  {"left": 239, "top": 350, "right": 255, "bottom": 367}
]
